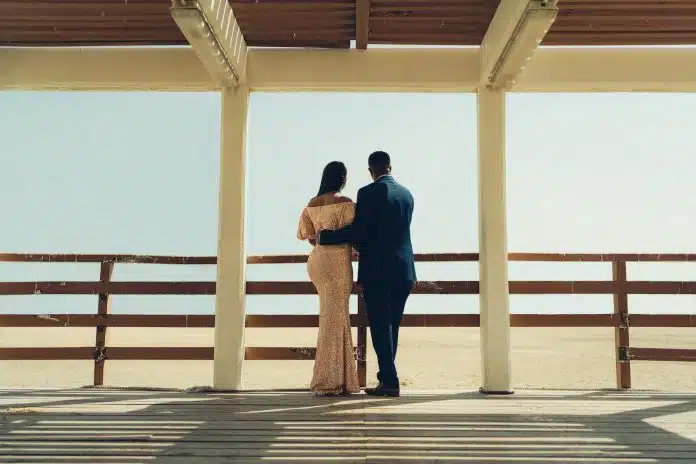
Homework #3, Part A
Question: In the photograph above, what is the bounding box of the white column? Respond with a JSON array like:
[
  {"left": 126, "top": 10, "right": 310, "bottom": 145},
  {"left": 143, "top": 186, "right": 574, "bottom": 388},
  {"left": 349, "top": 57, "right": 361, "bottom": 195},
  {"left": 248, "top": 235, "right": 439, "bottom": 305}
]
[
  {"left": 477, "top": 87, "right": 513, "bottom": 394},
  {"left": 214, "top": 85, "right": 250, "bottom": 390}
]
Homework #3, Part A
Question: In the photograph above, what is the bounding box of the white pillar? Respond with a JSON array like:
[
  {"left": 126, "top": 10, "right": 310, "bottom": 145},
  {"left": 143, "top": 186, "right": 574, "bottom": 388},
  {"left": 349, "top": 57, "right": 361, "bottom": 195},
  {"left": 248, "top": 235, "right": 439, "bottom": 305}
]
[
  {"left": 477, "top": 87, "right": 513, "bottom": 394},
  {"left": 213, "top": 85, "right": 250, "bottom": 390}
]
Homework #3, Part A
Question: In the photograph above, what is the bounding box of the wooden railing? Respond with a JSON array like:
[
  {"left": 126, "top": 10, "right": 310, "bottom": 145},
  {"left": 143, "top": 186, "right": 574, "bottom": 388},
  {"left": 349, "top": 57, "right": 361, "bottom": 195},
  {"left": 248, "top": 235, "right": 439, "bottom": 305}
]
[{"left": 0, "top": 252, "right": 695, "bottom": 389}]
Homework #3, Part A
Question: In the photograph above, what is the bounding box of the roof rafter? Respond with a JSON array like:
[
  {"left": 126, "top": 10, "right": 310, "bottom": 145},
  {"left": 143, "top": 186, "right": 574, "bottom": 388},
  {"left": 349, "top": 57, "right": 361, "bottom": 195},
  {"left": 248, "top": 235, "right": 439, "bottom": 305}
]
[
  {"left": 480, "top": 0, "right": 558, "bottom": 89},
  {"left": 355, "top": 0, "right": 370, "bottom": 50},
  {"left": 171, "top": 0, "right": 248, "bottom": 87}
]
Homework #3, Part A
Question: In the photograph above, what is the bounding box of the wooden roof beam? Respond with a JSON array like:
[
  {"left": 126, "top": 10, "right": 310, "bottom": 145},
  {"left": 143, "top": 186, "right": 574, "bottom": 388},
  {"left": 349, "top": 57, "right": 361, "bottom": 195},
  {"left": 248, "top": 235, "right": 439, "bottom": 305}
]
[
  {"left": 170, "top": 0, "right": 247, "bottom": 87},
  {"left": 480, "top": 0, "right": 558, "bottom": 90},
  {"left": 7, "top": 47, "right": 696, "bottom": 93},
  {"left": 355, "top": 0, "right": 370, "bottom": 50}
]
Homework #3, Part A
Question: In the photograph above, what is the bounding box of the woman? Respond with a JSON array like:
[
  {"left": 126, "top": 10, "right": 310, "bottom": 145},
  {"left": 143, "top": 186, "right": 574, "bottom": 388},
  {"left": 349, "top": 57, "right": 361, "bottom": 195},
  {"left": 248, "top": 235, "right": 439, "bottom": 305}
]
[{"left": 296, "top": 161, "right": 360, "bottom": 396}]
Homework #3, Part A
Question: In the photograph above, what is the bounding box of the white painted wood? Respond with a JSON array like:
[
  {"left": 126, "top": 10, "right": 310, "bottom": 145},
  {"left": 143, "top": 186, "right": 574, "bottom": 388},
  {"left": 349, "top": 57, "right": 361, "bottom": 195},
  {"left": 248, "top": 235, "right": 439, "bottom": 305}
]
[
  {"left": 0, "top": 48, "right": 215, "bottom": 91},
  {"left": 2, "top": 389, "right": 696, "bottom": 463},
  {"left": 517, "top": 47, "right": 696, "bottom": 92},
  {"left": 171, "top": 0, "right": 248, "bottom": 85},
  {"left": 4, "top": 47, "right": 696, "bottom": 93},
  {"left": 213, "top": 86, "right": 250, "bottom": 390},
  {"left": 480, "top": 0, "right": 557, "bottom": 88},
  {"left": 200, "top": 0, "right": 247, "bottom": 78},
  {"left": 246, "top": 48, "right": 478, "bottom": 92},
  {"left": 477, "top": 88, "right": 512, "bottom": 394}
]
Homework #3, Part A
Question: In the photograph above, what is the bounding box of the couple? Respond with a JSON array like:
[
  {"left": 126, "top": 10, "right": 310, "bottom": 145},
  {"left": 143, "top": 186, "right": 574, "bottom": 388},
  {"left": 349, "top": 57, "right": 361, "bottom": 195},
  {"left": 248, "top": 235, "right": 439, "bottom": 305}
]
[{"left": 296, "top": 150, "right": 416, "bottom": 398}]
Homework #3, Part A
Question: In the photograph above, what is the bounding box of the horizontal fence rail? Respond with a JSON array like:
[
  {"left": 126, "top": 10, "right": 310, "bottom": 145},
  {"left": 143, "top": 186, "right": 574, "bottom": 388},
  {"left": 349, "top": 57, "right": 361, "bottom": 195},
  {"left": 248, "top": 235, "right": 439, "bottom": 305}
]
[
  {"left": 0, "top": 252, "right": 695, "bottom": 389},
  {"left": 5, "top": 313, "right": 696, "bottom": 329}
]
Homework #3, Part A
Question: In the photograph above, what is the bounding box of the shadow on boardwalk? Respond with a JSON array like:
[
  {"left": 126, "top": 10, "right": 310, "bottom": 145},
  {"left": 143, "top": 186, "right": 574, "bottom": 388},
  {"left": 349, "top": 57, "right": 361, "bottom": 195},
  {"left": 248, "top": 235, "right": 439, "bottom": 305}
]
[{"left": 1, "top": 387, "right": 696, "bottom": 463}]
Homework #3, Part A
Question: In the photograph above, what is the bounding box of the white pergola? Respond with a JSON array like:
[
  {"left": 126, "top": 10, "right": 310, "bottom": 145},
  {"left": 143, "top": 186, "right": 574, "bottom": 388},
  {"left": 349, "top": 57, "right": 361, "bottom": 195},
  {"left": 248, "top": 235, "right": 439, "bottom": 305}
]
[{"left": 3, "top": 0, "right": 696, "bottom": 393}]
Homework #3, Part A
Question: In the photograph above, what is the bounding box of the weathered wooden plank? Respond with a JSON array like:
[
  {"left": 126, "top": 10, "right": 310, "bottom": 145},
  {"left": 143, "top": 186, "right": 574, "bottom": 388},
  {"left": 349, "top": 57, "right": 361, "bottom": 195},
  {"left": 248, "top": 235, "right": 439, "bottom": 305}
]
[
  {"left": 2, "top": 447, "right": 696, "bottom": 459},
  {"left": 628, "top": 314, "right": 696, "bottom": 328},
  {"left": 2, "top": 252, "right": 695, "bottom": 265},
  {"left": 0, "top": 347, "right": 93, "bottom": 360},
  {"left": 629, "top": 347, "right": 696, "bottom": 362},
  {"left": 5, "top": 411, "right": 695, "bottom": 425},
  {"left": 0, "top": 458, "right": 295, "bottom": 464},
  {"left": 0, "top": 346, "right": 322, "bottom": 361},
  {"left": 0, "top": 313, "right": 630, "bottom": 328},
  {"left": 93, "top": 261, "right": 114, "bottom": 386},
  {"left": 3, "top": 441, "right": 696, "bottom": 452},
  {"left": 0, "top": 281, "right": 216, "bottom": 296},
  {"left": 4, "top": 420, "right": 692, "bottom": 430},
  {"left": 246, "top": 281, "right": 479, "bottom": 295},
  {"left": 613, "top": 260, "right": 631, "bottom": 389},
  {"left": 8, "top": 313, "right": 696, "bottom": 329},
  {"left": 2, "top": 408, "right": 690, "bottom": 422},
  {"left": 0, "top": 459, "right": 679, "bottom": 464},
  {"left": 17, "top": 420, "right": 696, "bottom": 432},
  {"left": 511, "top": 314, "right": 616, "bottom": 327},
  {"left": 0, "top": 254, "right": 216, "bottom": 264},
  {"left": 1, "top": 427, "right": 689, "bottom": 439}
]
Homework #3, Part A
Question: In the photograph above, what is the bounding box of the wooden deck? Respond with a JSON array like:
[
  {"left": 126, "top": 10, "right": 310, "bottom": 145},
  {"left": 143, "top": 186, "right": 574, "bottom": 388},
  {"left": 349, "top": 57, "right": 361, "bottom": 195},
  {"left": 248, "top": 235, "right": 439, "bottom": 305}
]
[{"left": 2, "top": 389, "right": 696, "bottom": 463}]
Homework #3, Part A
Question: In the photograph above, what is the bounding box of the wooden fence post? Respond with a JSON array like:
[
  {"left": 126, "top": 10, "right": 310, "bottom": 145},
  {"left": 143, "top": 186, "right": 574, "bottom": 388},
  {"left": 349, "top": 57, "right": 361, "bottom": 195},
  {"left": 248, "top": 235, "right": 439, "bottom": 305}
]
[
  {"left": 357, "top": 293, "right": 367, "bottom": 388},
  {"left": 612, "top": 259, "right": 631, "bottom": 389},
  {"left": 93, "top": 261, "right": 114, "bottom": 386}
]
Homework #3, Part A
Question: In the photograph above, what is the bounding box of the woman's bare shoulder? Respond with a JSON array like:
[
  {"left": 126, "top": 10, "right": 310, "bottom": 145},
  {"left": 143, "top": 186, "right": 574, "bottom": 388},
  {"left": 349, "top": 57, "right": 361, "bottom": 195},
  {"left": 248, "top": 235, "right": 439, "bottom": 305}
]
[
  {"left": 307, "top": 195, "right": 353, "bottom": 207},
  {"left": 335, "top": 195, "right": 353, "bottom": 204},
  {"left": 307, "top": 196, "right": 323, "bottom": 208}
]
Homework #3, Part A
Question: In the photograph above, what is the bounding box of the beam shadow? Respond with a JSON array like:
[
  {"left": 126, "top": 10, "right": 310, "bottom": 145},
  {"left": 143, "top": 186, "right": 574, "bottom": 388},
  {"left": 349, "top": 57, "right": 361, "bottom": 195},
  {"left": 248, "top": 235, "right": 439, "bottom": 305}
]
[{"left": 1, "top": 388, "right": 696, "bottom": 463}]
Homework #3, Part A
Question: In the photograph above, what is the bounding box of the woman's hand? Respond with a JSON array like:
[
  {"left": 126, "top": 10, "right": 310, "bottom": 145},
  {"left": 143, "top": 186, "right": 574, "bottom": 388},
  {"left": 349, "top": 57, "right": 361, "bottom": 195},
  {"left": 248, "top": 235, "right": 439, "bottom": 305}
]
[{"left": 351, "top": 249, "right": 359, "bottom": 260}]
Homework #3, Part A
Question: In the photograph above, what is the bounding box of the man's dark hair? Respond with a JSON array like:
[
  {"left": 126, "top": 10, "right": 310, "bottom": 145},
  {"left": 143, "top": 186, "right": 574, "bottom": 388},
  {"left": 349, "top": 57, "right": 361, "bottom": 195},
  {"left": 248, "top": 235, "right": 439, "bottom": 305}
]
[{"left": 368, "top": 150, "right": 391, "bottom": 175}]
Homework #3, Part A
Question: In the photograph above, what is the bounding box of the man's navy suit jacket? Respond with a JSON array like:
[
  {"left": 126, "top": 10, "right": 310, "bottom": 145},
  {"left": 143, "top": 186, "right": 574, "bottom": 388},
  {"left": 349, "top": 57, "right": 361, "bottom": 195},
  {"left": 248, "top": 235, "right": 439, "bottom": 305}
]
[{"left": 319, "top": 175, "right": 416, "bottom": 284}]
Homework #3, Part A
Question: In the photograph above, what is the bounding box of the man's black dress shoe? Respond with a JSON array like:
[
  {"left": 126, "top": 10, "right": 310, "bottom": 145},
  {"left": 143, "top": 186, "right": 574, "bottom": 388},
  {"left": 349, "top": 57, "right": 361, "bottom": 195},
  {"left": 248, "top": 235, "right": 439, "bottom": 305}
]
[
  {"left": 364, "top": 384, "right": 400, "bottom": 397},
  {"left": 364, "top": 381, "right": 383, "bottom": 395}
]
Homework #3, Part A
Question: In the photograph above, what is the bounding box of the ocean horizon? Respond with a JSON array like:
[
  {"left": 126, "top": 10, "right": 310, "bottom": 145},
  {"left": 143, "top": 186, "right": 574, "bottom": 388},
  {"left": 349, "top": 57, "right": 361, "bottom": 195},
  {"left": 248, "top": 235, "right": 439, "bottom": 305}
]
[{"left": 1, "top": 91, "right": 695, "bottom": 319}]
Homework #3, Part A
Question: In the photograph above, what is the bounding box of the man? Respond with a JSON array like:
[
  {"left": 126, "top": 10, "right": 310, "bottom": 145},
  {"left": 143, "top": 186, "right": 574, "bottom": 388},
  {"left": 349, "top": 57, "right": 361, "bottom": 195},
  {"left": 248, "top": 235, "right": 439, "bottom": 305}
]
[{"left": 318, "top": 150, "right": 416, "bottom": 397}]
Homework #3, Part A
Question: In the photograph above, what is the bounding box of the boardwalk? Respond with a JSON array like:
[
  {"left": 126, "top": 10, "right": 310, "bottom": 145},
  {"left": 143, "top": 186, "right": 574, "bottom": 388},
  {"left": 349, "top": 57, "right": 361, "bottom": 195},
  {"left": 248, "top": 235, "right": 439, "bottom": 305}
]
[{"left": 1, "top": 388, "right": 696, "bottom": 463}]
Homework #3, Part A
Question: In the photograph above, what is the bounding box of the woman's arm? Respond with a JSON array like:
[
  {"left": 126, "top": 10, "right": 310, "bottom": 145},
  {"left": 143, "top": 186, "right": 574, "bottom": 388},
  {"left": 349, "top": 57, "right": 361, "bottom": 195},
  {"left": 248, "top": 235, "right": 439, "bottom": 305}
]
[
  {"left": 297, "top": 209, "right": 316, "bottom": 243},
  {"left": 319, "top": 189, "right": 370, "bottom": 246}
]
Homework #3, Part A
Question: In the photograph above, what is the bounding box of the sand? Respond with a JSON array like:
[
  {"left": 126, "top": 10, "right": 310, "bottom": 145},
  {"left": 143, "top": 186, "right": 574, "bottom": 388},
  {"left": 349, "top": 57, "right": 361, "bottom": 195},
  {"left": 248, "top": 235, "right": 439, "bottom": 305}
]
[{"left": 1, "top": 326, "right": 695, "bottom": 391}]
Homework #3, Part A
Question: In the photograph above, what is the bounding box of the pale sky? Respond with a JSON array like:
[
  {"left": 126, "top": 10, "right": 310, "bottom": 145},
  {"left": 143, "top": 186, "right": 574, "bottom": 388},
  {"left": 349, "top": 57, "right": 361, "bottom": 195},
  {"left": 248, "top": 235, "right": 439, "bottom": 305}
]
[{"left": 0, "top": 91, "right": 694, "bottom": 316}]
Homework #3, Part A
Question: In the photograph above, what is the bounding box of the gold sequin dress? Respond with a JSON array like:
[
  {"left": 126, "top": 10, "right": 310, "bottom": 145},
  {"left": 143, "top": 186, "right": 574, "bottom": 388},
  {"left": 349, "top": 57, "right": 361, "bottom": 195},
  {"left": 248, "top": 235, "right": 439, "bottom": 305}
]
[{"left": 297, "top": 202, "right": 360, "bottom": 395}]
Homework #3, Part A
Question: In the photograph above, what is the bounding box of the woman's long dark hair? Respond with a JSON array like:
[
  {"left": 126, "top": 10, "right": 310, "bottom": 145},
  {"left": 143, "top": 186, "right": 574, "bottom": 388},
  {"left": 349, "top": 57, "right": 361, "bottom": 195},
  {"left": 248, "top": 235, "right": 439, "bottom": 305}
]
[{"left": 317, "top": 161, "right": 347, "bottom": 196}]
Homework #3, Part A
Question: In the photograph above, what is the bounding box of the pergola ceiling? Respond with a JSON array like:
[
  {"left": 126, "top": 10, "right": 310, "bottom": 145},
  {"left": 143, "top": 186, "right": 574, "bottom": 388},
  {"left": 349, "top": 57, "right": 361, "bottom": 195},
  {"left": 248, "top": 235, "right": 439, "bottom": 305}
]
[{"left": 2, "top": 0, "right": 696, "bottom": 48}]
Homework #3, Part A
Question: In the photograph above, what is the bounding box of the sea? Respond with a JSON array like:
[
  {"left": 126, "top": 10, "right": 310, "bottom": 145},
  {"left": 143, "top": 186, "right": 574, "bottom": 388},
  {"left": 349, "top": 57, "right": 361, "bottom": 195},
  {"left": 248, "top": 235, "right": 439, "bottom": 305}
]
[{"left": 1, "top": 91, "right": 695, "bottom": 318}]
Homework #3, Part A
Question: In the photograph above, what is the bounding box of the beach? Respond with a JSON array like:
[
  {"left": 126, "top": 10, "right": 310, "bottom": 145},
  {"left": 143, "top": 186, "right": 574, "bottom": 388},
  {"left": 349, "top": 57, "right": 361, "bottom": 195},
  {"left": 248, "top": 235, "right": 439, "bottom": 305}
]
[{"left": 2, "top": 326, "right": 695, "bottom": 391}]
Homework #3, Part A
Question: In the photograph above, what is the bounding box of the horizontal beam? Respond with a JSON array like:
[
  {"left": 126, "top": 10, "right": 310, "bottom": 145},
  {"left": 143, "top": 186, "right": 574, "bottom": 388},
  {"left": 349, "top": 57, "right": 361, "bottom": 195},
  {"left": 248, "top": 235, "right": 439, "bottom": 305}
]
[
  {"left": 0, "top": 346, "right": 316, "bottom": 361},
  {"left": 3, "top": 47, "right": 696, "bottom": 93},
  {"left": 248, "top": 47, "right": 696, "bottom": 93},
  {"left": 246, "top": 48, "right": 478, "bottom": 92},
  {"left": 517, "top": 47, "right": 696, "bottom": 92},
  {"left": 7, "top": 344, "right": 696, "bottom": 362},
  {"left": 0, "top": 47, "right": 216, "bottom": 91},
  {"left": 2, "top": 252, "right": 696, "bottom": 264},
  {"left": 628, "top": 347, "right": 696, "bottom": 362},
  {"left": 2, "top": 280, "right": 696, "bottom": 295},
  {"left": 4, "top": 313, "right": 696, "bottom": 329}
]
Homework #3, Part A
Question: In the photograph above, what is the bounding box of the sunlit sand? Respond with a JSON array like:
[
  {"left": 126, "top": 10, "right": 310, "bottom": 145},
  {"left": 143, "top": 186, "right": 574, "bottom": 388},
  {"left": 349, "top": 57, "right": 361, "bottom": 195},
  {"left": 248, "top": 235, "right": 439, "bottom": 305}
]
[{"left": 2, "top": 327, "right": 695, "bottom": 391}]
